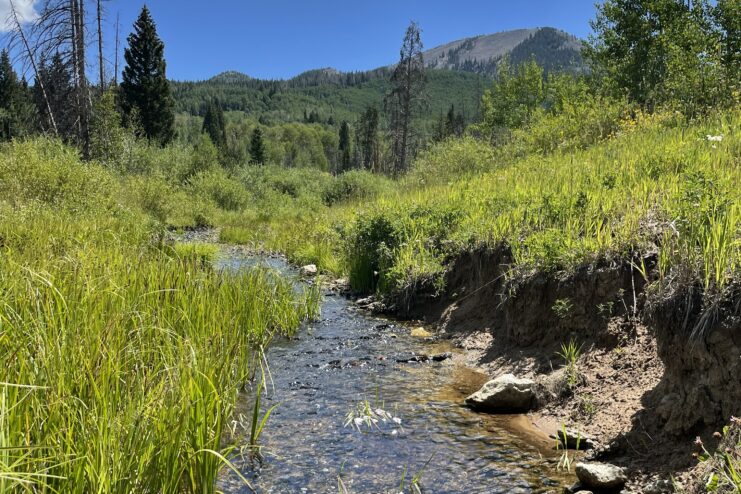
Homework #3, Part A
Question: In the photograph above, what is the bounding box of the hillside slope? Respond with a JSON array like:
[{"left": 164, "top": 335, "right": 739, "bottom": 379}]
[
  {"left": 172, "top": 69, "right": 488, "bottom": 126},
  {"left": 424, "top": 27, "right": 585, "bottom": 74}
]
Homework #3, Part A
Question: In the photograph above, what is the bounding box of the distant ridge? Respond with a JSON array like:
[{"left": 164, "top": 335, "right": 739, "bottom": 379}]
[
  {"left": 203, "top": 27, "right": 585, "bottom": 86},
  {"left": 423, "top": 27, "right": 585, "bottom": 74}
]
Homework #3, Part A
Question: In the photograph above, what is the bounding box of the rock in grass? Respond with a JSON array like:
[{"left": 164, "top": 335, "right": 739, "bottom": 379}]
[
  {"left": 300, "top": 264, "right": 318, "bottom": 277},
  {"left": 575, "top": 462, "right": 627, "bottom": 490},
  {"left": 465, "top": 374, "right": 536, "bottom": 412}
]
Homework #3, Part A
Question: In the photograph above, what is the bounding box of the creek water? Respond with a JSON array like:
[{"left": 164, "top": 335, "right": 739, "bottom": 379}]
[{"left": 216, "top": 256, "right": 572, "bottom": 494}]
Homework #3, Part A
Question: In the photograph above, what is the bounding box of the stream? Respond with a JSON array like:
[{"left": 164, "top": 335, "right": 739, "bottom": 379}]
[{"left": 216, "top": 255, "right": 572, "bottom": 494}]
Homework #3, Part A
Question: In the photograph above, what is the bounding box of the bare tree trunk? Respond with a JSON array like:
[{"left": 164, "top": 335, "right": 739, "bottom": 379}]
[
  {"left": 72, "top": 0, "right": 90, "bottom": 157},
  {"left": 114, "top": 12, "right": 120, "bottom": 85},
  {"left": 97, "top": 0, "right": 105, "bottom": 89},
  {"left": 8, "top": 0, "right": 58, "bottom": 136}
]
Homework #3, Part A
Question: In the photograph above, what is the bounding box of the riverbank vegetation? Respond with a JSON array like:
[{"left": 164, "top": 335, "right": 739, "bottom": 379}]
[
  {"left": 0, "top": 0, "right": 738, "bottom": 491},
  {"left": 0, "top": 138, "right": 320, "bottom": 492}
]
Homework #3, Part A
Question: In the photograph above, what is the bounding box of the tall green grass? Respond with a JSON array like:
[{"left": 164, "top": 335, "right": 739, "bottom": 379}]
[
  {"left": 0, "top": 140, "right": 319, "bottom": 493},
  {"left": 339, "top": 110, "right": 740, "bottom": 297}
]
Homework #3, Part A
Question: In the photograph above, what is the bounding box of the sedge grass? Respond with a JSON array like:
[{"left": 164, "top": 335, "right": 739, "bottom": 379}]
[{"left": 0, "top": 209, "right": 318, "bottom": 493}]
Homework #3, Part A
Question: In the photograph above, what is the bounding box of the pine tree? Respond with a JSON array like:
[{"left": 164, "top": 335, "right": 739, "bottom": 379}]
[
  {"left": 338, "top": 121, "right": 352, "bottom": 172},
  {"left": 354, "top": 106, "right": 379, "bottom": 171},
  {"left": 0, "top": 49, "right": 19, "bottom": 140},
  {"left": 202, "top": 98, "right": 226, "bottom": 150},
  {"left": 35, "top": 54, "right": 75, "bottom": 139},
  {"left": 249, "top": 127, "right": 266, "bottom": 164},
  {"left": 386, "top": 21, "right": 426, "bottom": 175},
  {"left": 120, "top": 6, "right": 175, "bottom": 145}
]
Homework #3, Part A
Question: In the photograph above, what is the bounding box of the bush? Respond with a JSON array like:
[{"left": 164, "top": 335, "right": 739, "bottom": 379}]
[
  {"left": 322, "top": 170, "right": 390, "bottom": 206},
  {"left": 190, "top": 169, "right": 250, "bottom": 212},
  {"left": 0, "top": 139, "right": 115, "bottom": 209},
  {"left": 346, "top": 210, "right": 402, "bottom": 293},
  {"left": 407, "top": 136, "right": 498, "bottom": 186}
]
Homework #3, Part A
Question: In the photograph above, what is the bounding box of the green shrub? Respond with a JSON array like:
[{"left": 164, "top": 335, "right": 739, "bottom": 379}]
[
  {"left": 190, "top": 169, "right": 250, "bottom": 212},
  {"left": 322, "top": 170, "right": 391, "bottom": 206},
  {"left": 0, "top": 139, "right": 115, "bottom": 209},
  {"left": 407, "top": 136, "right": 498, "bottom": 186},
  {"left": 346, "top": 210, "right": 402, "bottom": 293}
]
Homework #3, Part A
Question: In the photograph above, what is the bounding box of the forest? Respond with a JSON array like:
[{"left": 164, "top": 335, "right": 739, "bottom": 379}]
[{"left": 0, "top": 0, "right": 739, "bottom": 492}]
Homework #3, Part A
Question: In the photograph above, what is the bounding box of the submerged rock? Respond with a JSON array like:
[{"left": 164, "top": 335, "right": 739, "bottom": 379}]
[
  {"left": 300, "top": 264, "right": 318, "bottom": 277},
  {"left": 465, "top": 374, "right": 536, "bottom": 412},
  {"left": 396, "top": 352, "right": 452, "bottom": 364},
  {"left": 575, "top": 462, "right": 627, "bottom": 490},
  {"left": 410, "top": 327, "right": 433, "bottom": 338}
]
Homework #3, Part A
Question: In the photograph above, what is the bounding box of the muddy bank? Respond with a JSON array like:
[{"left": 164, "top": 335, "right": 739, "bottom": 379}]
[{"left": 386, "top": 245, "right": 740, "bottom": 491}]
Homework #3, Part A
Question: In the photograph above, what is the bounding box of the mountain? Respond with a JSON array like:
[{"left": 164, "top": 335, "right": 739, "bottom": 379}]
[
  {"left": 171, "top": 27, "right": 585, "bottom": 124},
  {"left": 423, "top": 27, "right": 585, "bottom": 75}
]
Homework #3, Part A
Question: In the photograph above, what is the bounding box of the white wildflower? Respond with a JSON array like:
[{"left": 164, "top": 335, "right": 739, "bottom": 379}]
[{"left": 706, "top": 134, "right": 724, "bottom": 142}]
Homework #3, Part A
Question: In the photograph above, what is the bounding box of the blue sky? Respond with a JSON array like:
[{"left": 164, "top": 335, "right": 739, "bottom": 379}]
[{"left": 4, "top": 0, "right": 600, "bottom": 81}]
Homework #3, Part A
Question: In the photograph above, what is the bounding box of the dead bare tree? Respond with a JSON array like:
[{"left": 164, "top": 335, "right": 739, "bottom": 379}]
[
  {"left": 7, "top": 0, "right": 90, "bottom": 151},
  {"left": 96, "top": 0, "right": 104, "bottom": 88},
  {"left": 7, "top": 0, "right": 58, "bottom": 136},
  {"left": 114, "top": 11, "right": 119, "bottom": 85}
]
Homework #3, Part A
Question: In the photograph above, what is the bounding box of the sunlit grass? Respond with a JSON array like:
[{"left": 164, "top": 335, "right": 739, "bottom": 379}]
[{"left": 0, "top": 142, "right": 319, "bottom": 493}]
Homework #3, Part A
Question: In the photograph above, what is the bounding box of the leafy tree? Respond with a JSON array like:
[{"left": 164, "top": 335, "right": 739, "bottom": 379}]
[
  {"left": 90, "top": 89, "right": 128, "bottom": 165},
  {"left": 712, "top": 0, "right": 740, "bottom": 94},
  {"left": 587, "top": 0, "right": 732, "bottom": 112},
  {"left": 338, "top": 121, "right": 352, "bottom": 172},
  {"left": 386, "top": 21, "right": 426, "bottom": 175},
  {"left": 249, "top": 127, "right": 266, "bottom": 164},
  {"left": 202, "top": 98, "right": 227, "bottom": 150},
  {"left": 477, "top": 58, "right": 544, "bottom": 143},
  {"left": 120, "top": 6, "right": 175, "bottom": 145}
]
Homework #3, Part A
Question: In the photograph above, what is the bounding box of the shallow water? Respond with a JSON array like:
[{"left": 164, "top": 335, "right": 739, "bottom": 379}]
[{"left": 217, "top": 257, "right": 571, "bottom": 493}]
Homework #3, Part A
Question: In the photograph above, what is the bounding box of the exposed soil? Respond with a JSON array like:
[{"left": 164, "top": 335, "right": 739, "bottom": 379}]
[{"left": 390, "top": 245, "right": 741, "bottom": 493}]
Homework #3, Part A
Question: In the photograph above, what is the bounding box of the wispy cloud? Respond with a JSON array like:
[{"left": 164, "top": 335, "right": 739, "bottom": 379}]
[{"left": 0, "top": 0, "right": 39, "bottom": 33}]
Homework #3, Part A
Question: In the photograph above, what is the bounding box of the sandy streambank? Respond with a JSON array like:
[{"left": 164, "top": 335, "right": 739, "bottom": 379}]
[{"left": 383, "top": 245, "right": 740, "bottom": 492}]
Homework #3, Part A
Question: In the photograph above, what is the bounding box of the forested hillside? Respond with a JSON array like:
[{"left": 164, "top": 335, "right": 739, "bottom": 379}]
[{"left": 171, "top": 68, "right": 488, "bottom": 125}]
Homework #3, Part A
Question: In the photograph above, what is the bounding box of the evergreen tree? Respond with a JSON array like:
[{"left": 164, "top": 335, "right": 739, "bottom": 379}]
[
  {"left": 432, "top": 110, "right": 446, "bottom": 143},
  {"left": 120, "top": 6, "right": 175, "bottom": 145},
  {"left": 249, "top": 127, "right": 266, "bottom": 164},
  {"left": 0, "top": 50, "right": 20, "bottom": 140},
  {"left": 386, "top": 21, "right": 426, "bottom": 175},
  {"left": 338, "top": 121, "right": 352, "bottom": 172},
  {"left": 354, "top": 106, "right": 380, "bottom": 171},
  {"left": 35, "top": 54, "right": 75, "bottom": 139},
  {"left": 202, "top": 98, "right": 226, "bottom": 150}
]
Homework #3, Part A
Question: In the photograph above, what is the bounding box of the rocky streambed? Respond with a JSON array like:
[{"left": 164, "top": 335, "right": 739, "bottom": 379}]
[{"left": 215, "top": 255, "right": 574, "bottom": 494}]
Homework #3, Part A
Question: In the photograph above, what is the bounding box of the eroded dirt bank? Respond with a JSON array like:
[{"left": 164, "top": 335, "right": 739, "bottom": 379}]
[{"left": 390, "top": 245, "right": 740, "bottom": 492}]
